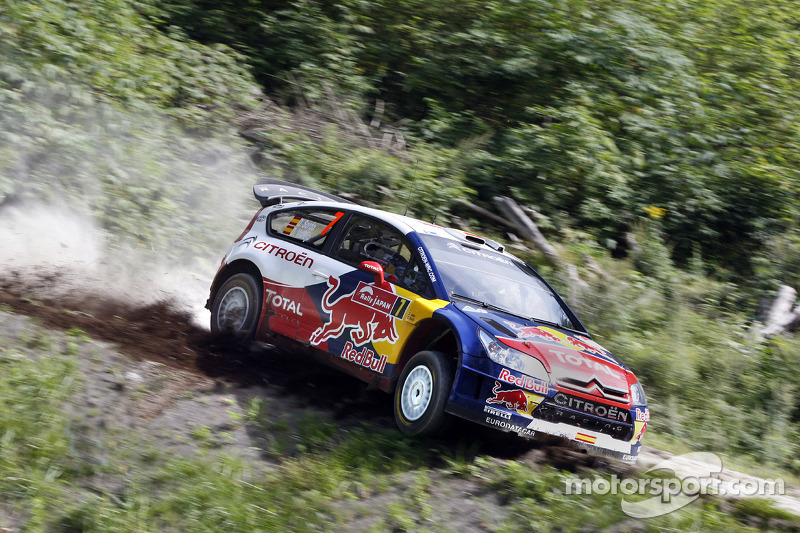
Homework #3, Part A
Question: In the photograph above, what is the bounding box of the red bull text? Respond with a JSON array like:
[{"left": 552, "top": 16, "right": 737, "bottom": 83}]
[
  {"left": 498, "top": 368, "right": 549, "bottom": 395},
  {"left": 340, "top": 341, "right": 388, "bottom": 373}
]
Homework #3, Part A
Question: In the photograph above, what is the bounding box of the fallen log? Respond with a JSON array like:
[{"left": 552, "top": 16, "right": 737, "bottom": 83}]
[
  {"left": 489, "top": 196, "right": 591, "bottom": 312},
  {"left": 759, "top": 285, "right": 800, "bottom": 338},
  {"left": 492, "top": 196, "right": 566, "bottom": 269},
  {"left": 456, "top": 199, "right": 519, "bottom": 231}
]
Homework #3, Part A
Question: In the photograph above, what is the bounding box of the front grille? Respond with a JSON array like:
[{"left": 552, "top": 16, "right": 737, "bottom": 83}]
[
  {"left": 534, "top": 401, "right": 634, "bottom": 441},
  {"left": 557, "top": 377, "right": 629, "bottom": 402}
]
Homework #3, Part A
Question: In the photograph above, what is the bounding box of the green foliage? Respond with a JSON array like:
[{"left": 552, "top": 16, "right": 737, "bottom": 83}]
[
  {"left": 574, "top": 247, "right": 800, "bottom": 472},
  {"left": 733, "top": 498, "right": 800, "bottom": 524},
  {"left": 0, "top": 336, "right": 436, "bottom": 531},
  {"left": 0, "top": 74, "right": 258, "bottom": 265},
  {"left": 263, "top": 119, "right": 473, "bottom": 220},
  {"left": 0, "top": 343, "right": 82, "bottom": 531},
  {"left": 0, "top": 0, "right": 265, "bottom": 272},
  {"left": 0, "top": 0, "right": 260, "bottom": 115},
  {"left": 156, "top": 0, "right": 800, "bottom": 279}
]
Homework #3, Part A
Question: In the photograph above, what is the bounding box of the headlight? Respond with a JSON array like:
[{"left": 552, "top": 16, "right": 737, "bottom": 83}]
[
  {"left": 478, "top": 328, "right": 549, "bottom": 381},
  {"left": 630, "top": 381, "right": 647, "bottom": 406}
]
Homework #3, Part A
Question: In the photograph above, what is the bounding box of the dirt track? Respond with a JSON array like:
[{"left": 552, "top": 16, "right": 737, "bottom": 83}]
[{"left": 0, "top": 270, "right": 589, "bottom": 462}]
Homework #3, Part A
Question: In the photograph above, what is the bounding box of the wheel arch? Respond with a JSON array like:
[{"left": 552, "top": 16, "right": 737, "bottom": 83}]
[
  {"left": 208, "top": 259, "right": 263, "bottom": 308},
  {"left": 389, "top": 317, "right": 461, "bottom": 393}
]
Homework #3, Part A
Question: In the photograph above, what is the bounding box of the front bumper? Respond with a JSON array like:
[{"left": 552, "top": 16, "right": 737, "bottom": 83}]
[{"left": 447, "top": 354, "right": 644, "bottom": 463}]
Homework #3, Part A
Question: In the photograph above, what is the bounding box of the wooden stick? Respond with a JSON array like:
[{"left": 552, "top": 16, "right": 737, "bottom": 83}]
[{"left": 492, "top": 196, "right": 565, "bottom": 269}]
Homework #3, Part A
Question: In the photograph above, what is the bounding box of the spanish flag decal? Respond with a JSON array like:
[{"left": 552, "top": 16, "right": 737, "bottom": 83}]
[
  {"left": 283, "top": 216, "right": 302, "bottom": 235},
  {"left": 576, "top": 433, "right": 597, "bottom": 445}
]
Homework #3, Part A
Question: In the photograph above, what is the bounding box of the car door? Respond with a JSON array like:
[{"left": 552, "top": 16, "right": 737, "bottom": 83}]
[
  {"left": 305, "top": 214, "right": 434, "bottom": 376},
  {"left": 262, "top": 206, "right": 348, "bottom": 340}
]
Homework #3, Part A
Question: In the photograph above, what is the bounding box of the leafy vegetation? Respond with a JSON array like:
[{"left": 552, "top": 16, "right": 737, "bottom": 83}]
[
  {"left": 6, "top": 0, "right": 800, "bottom": 277},
  {"left": 158, "top": 0, "right": 800, "bottom": 279}
]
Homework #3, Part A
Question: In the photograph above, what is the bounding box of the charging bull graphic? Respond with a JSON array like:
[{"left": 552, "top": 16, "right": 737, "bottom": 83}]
[
  {"left": 567, "top": 335, "right": 603, "bottom": 356},
  {"left": 513, "top": 324, "right": 612, "bottom": 360},
  {"left": 487, "top": 381, "right": 531, "bottom": 411},
  {"left": 310, "top": 276, "right": 410, "bottom": 347},
  {"left": 516, "top": 326, "right": 561, "bottom": 343}
]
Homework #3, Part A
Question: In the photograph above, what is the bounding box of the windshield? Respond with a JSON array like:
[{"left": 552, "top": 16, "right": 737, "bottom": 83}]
[{"left": 419, "top": 235, "right": 578, "bottom": 330}]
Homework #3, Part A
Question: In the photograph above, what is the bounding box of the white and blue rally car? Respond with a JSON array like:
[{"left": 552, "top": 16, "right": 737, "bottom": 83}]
[{"left": 207, "top": 178, "right": 648, "bottom": 461}]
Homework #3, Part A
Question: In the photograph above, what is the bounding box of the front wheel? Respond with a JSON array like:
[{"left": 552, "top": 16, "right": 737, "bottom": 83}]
[
  {"left": 394, "top": 350, "right": 453, "bottom": 436},
  {"left": 210, "top": 273, "right": 262, "bottom": 340}
]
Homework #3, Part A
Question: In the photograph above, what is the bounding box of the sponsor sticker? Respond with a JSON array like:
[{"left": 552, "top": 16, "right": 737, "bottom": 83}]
[
  {"left": 340, "top": 341, "right": 388, "bottom": 373},
  {"left": 484, "top": 405, "right": 512, "bottom": 420},
  {"left": 254, "top": 242, "right": 315, "bottom": 268},
  {"left": 549, "top": 349, "right": 623, "bottom": 379},
  {"left": 486, "top": 381, "right": 545, "bottom": 415},
  {"left": 498, "top": 368, "right": 549, "bottom": 395},
  {"left": 263, "top": 287, "right": 304, "bottom": 316},
  {"left": 352, "top": 281, "right": 410, "bottom": 319},
  {"left": 446, "top": 241, "right": 513, "bottom": 265},
  {"left": 510, "top": 323, "right": 617, "bottom": 362},
  {"left": 417, "top": 246, "right": 437, "bottom": 282},
  {"left": 310, "top": 277, "right": 409, "bottom": 346},
  {"left": 552, "top": 392, "right": 629, "bottom": 423},
  {"left": 484, "top": 416, "right": 536, "bottom": 437}
]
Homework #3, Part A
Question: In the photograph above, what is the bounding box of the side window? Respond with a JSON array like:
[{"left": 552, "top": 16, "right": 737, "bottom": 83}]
[
  {"left": 336, "top": 216, "right": 433, "bottom": 297},
  {"left": 269, "top": 208, "right": 345, "bottom": 249}
]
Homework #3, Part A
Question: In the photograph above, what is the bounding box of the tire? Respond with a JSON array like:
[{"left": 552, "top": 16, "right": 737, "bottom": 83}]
[
  {"left": 394, "top": 350, "right": 453, "bottom": 437},
  {"left": 210, "top": 272, "right": 263, "bottom": 340}
]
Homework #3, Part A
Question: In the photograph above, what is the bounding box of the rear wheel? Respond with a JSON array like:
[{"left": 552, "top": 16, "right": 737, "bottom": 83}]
[
  {"left": 394, "top": 350, "right": 453, "bottom": 436},
  {"left": 210, "top": 273, "right": 262, "bottom": 340}
]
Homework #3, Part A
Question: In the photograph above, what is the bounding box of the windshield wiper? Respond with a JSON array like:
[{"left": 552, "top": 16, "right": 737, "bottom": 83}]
[
  {"left": 450, "top": 293, "right": 532, "bottom": 322},
  {"left": 451, "top": 293, "right": 585, "bottom": 335},
  {"left": 529, "top": 317, "right": 586, "bottom": 336}
]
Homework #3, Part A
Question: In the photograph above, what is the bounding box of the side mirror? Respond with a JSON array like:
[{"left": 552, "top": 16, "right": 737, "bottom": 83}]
[{"left": 359, "top": 261, "right": 392, "bottom": 291}]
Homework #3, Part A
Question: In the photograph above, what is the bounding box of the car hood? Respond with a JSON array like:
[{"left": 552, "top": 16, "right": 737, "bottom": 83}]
[{"left": 456, "top": 303, "right": 631, "bottom": 404}]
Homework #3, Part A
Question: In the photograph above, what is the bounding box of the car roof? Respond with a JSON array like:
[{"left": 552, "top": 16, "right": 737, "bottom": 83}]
[
  {"left": 254, "top": 178, "right": 507, "bottom": 255},
  {"left": 268, "top": 198, "right": 509, "bottom": 255}
]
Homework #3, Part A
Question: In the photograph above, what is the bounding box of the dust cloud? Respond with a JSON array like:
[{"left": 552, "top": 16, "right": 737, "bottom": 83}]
[{"left": 0, "top": 88, "right": 262, "bottom": 327}]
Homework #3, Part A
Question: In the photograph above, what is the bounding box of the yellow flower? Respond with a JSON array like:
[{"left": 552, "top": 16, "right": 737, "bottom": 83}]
[{"left": 643, "top": 206, "right": 667, "bottom": 219}]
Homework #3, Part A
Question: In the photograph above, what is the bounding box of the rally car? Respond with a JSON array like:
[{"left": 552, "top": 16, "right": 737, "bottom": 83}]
[{"left": 207, "top": 178, "right": 648, "bottom": 462}]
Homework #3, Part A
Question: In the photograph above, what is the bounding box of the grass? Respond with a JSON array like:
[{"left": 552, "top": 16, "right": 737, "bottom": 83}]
[
  {"left": 0, "top": 322, "right": 436, "bottom": 531},
  {"left": 1, "top": 313, "right": 799, "bottom": 531}
]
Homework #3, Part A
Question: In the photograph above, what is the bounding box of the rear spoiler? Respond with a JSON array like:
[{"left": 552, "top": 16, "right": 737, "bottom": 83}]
[{"left": 253, "top": 177, "right": 355, "bottom": 207}]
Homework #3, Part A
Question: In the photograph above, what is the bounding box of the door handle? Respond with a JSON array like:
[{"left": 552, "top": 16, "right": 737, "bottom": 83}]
[{"left": 312, "top": 271, "right": 329, "bottom": 279}]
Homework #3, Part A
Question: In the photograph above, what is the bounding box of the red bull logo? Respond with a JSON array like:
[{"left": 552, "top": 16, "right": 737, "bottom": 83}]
[
  {"left": 550, "top": 349, "right": 623, "bottom": 379},
  {"left": 567, "top": 336, "right": 603, "bottom": 355},
  {"left": 498, "top": 368, "right": 549, "bottom": 395},
  {"left": 514, "top": 325, "right": 609, "bottom": 358},
  {"left": 340, "top": 341, "right": 388, "bottom": 372},
  {"left": 633, "top": 422, "right": 647, "bottom": 443},
  {"left": 486, "top": 381, "right": 530, "bottom": 411},
  {"left": 310, "top": 277, "right": 410, "bottom": 347},
  {"left": 517, "top": 326, "right": 561, "bottom": 343}
]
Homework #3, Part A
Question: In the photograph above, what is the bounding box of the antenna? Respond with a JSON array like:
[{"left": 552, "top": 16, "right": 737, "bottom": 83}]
[{"left": 403, "top": 160, "right": 419, "bottom": 216}]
